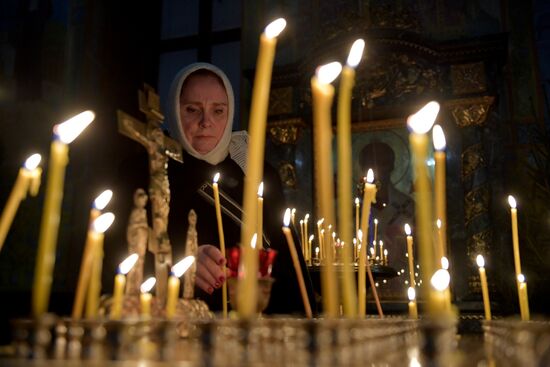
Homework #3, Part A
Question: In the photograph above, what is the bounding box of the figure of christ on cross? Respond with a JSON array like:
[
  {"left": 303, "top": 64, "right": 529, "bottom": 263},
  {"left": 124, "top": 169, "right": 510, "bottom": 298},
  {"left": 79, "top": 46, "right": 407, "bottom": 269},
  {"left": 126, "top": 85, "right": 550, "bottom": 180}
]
[{"left": 117, "top": 84, "right": 183, "bottom": 304}]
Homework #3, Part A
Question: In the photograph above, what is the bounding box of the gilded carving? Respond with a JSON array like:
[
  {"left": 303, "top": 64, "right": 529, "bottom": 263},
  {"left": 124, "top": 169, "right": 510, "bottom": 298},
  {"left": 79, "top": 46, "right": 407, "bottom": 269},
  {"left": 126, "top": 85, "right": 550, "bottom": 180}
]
[
  {"left": 278, "top": 162, "right": 297, "bottom": 188},
  {"left": 466, "top": 229, "right": 492, "bottom": 261},
  {"left": 461, "top": 143, "right": 486, "bottom": 179},
  {"left": 356, "top": 53, "right": 441, "bottom": 108},
  {"left": 464, "top": 186, "right": 489, "bottom": 224},
  {"left": 268, "top": 119, "right": 304, "bottom": 145},
  {"left": 370, "top": 4, "right": 421, "bottom": 31},
  {"left": 445, "top": 96, "right": 494, "bottom": 128},
  {"left": 451, "top": 62, "right": 487, "bottom": 95},
  {"left": 268, "top": 87, "right": 293, "bottom": 116}
]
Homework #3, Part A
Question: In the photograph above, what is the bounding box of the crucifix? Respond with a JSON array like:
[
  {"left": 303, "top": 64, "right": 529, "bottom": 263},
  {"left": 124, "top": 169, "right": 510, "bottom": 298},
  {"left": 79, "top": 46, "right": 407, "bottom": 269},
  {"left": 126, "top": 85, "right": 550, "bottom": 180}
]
[{"left": 117, "top": 84, "right": 183, "bottom": 304}]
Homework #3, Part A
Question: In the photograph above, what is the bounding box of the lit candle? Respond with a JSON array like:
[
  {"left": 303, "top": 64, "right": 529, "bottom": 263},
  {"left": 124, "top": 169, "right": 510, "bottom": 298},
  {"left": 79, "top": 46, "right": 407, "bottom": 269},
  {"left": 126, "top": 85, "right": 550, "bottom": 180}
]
[
  {"left": 433, "top": 125, "right": 448, "bottom": 260},
  {"left": 212, "top": 173, "right": 228, "bottom": 318},
  {"left": 476, "top": 255, "right": 491, "bottom": 320},
  {"left": 405, "top": 224, "right": 416, "bottom": 288},
  {"left": 408, "top": 101, "right": 440, "bottom": 314},
  {"left": 72, "top": 189, "right": 113, "bottom": 319},
  {"left": 358, "top": 169, "right": 382, "bottom": 317},
  {"left": 317, "top": 219, "right": 324, "bottom": 261},
  {"left": 430, "top": 268, "right": 451, "bottom": 315},
  {"left": 304, "top": 214, "right": 310, "bottom": 263},
  {"left": 373, "top": 218, "right": 379, "bottom": 255},
  {"left": 299, "top": 219, "right": 305, "bottom": 257},
  {"left": 312, "top": 61, "right": 341, "bottom": 318},
  {"left": 140, "top": 277, "right": 156, "bottom": 318},
  {"left": 85, "top": 212, "right": 115, "bottom": 319},
  {"left": 110, "top": 253, "right": 139, "bottom": 320},
  {"left": 166, "top": 256, "right": 195, "bottom": 319},
  {"left": 436, "top": 219, "right": 444, "bottom": 263},
  {"left": 0, "top": 153, "right": 42, "bottom": 251},
  {"left": 517, "top": 274, "right": 530, "bottom": 321},
  {"left": 408, "top": 287, "right": 418, "bottom": 319},
  {"left": 238, "top": 18, "right": 286, "bottom": 318},
  {"left": 379, "top": 241, "right": 384, "bottom": 264},
  {"left": 383, "top": 249, "right": 388, "bottom": 266},
  {"left": 33, "top": 111, "right": 95, "bottom": 316},
  {"left": 355, "top": 198, "right": 360, "bottom": 248},
  {"left": 315, "top": 246, "right": 320, "bottom": 263},
  {"left": 353, "top": 238, "right": 357, "bottom": 261},
  {"left": 308, "top": 234, "right": 314, "bottom": 265},
  {"left": 337, "top": 39, "right": 364, "bottom": 318},
  {"left": 257, "top": 182, "right": 264, "bottom": 250},
  {"left": 282, "top": 209, "right": 312, "bottom": 318},
  {"left": 508, "top": 195, "right": 522, "bottom": 278},
  {"left": 291, "top": 208, "right": 296, "bottom": 228}
]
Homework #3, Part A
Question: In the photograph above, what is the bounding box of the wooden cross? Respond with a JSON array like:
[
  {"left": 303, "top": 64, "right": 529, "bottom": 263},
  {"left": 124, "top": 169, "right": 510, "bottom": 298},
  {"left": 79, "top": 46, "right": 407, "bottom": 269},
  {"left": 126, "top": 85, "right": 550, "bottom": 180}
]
[{"left": 117, "top": 84, "right": 182, "bottom": 304}]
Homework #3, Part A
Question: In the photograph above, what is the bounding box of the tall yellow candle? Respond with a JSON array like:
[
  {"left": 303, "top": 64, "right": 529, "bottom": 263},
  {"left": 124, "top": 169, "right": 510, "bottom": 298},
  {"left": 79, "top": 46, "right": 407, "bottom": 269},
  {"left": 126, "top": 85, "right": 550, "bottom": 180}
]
[
  {"left": 166, "top": 256, "right": 195, "bottom": 319},
  {"left": 33, "top": 111, "right": 95, "bottom": 317},
  {"left": 476, "top": 255, "right": 491, "bottom": 320},
  {"left": 291, "top": 208, "right": 296, "bottom": 228},
  {"left": 407, "top": 287, "right": 418, "bottom": 319},
  {"left": 0, "top": 154, "right": 42, "bottom": 251},
  {"left": 85, "top": 212, "right": 115, "bottom": 319},
  {"left": 257, "top": 182, "right": 264, "bottom": 250},
  {"left": 358, "top": 169, "right": 382, "bottom": 317},
  {"left": 140, "top": 277, "right": 156, "bottom": 318},
  {"left": 72, "top": 190, "right": 113, "bottom": 319},
  {"left": 212, "top": 173, "right": 228, "bottom": 318},
  {"left": 430, "top": 268, "right": 451, "bottom": 316},
  {"left": 508, "top": 196, "right": 522, "bottom": 277},
  {"left": 312, "top": 61, "right": 342, "bottom": 318},
  {"left": 436, "top": 219, "right": 444, "bottom": 262},
  {"left": 407, "top": 101, "right": 440, "bottom": 314},
  {"left": 282, "top": 209, "right": 312, "bottom": 318},
  {"left": 517, "top": 274, "right": 530, "bottom": 321},
  {"left": 355, "top": 198, "right": 360, "bottom": 249},
  {"left": 300, "top": 220, "right": 305, "bottom": 256},
  {"left": 337, "top": 39, "right": 364, "bottom": 317},
  {"left": 238, "top": 18, "right": 286, "bottom": 318},
  {"left": 433, "top": 125, "right": 448, "bottom": 260},
  {"left": 110, "top": 253, "right": 139, "bottom": 320},
  {"left": 404, "top": 224, "right": 416, "bottom": 287}
]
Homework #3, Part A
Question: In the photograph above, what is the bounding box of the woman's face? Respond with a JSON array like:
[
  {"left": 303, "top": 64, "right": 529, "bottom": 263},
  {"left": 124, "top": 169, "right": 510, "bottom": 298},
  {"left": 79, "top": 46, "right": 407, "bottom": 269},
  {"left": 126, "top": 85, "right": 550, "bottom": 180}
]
[{"left": 179, "top": 74, "right": 229, "bottom": 154}]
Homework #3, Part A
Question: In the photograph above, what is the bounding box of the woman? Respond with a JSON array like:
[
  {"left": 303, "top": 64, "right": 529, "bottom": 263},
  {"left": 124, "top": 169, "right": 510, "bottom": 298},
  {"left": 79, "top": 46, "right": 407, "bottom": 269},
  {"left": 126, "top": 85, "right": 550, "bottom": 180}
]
[{"left": 165, "top": 63, "right": 314, "bottom": 315}]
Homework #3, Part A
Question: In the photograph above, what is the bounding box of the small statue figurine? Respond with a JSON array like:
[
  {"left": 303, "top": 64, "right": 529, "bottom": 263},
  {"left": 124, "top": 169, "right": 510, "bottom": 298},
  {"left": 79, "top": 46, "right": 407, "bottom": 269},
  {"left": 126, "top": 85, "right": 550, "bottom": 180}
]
[
  {"left": 126, "top": 188, "right": 149, "bottom": 296},
  {"left": 183, "top": 210, "right": 198, "bottom": 300}
]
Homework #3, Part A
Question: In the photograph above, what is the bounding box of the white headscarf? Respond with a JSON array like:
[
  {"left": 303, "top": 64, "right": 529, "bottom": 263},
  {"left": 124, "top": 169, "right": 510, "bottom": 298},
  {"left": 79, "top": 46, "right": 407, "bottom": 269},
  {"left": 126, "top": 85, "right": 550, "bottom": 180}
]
[{"left": 166, "top": 62, "right": 248, "bottom": 172}]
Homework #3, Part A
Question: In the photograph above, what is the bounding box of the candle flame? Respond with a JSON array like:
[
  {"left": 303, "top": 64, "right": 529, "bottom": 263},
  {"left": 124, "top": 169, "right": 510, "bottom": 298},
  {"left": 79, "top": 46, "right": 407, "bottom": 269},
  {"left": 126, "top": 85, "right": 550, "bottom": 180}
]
[
  {"left": 404, "top": 223, "right": 412, "bottom": 236},
  {"left": 407, "top": 101, "right": 440, "bottom": 134},
  {"left": 357, "top": 229, "right": 363, "bottom": 239},
  {"left": 317, "top": 218, "right": 324, "bottom": 226},
  {"left": 54, "top": 110, "right": 95, "bottom": 144},
  {"left": 93, "top": 189, "right": 113, "bottom": 210},
  {"left": 304, "top": 213, "right": 310, "bottom": 221},
  {"left": 432, "top": 124, "right": 446, "bottom": 151},
  {"left": 332, "top": 232, "right": 336, "bottom": 238},
  {"left": 140, "top": 277, "right": 156, "bottom": 293},
  {"left": 346, "top": 39, "right": 365, "bottom": 68},
  {"left": 315, "top": 247, "right": 320, "bottom": 254},
  {"left": 213, "top": 172, "right": 220, "bottom": 184},
  {"left": 508, "top": 195, "right": 517, "bottom": 209},
  {"left": 309, "top": 234, "right": 314, "bottom": 241},
  {"left": 24, "top": 153, "right": 42, "bottom": 170},
  {"left": 353, "top": 238, "right": 357, "bottom": 244},
  {"left": 355, "top": 197, "right": 360, "bottom": 205},
  {"left": 119, "top": 253, "right": 139, "bottom": 275},
  {"left": 283, "top": 208, "right": 291, "bottom": 227},
  {"left": 257, "top": 182, "right": 264, "bottom": 197},
  {"left": 374, "top": 218, "right": 378, "bottom": 224},
  {"left": 517, "top": 273, "right": 525, "bottom": 283},
  {"left": 384, "top": 249, "right": 388, "bottom": 255},
  {"left": 407, "top": 287, "right": 416, "bottom": 301},
  {"left": 430, "top": 269, "right": 450, "bottom": 291},
  {"left": 317, "top": 62, "right": 342, "bottom": 84},
  {"left": 171, "top": 255, "right": 195, "bottom": 278},
  {"left": 441, "top": 256, "right": 449, "bottom": 270},
  {"left": 436, "top": 219, "right": 442, "bottom": 229},
  {"left": 251, "top": 233, "right": 258, "bottom": 249},
  {"left": 291, "top": 208, "right": 296, "bottom": 215},
  {"left": 476, "top": 254, "right": 485, "bottom": 268},
  {"left": 369, "top": 247, "right": 375, "bottom": 255},
  {"left": 264, "top": 18, "right": 286, "bottom": 39},
  {"left": 92, "top": 212, "right": 115, "bottom": 233},
  {"left": 366, "top": 168, "right": 374, "bottom": 183}
]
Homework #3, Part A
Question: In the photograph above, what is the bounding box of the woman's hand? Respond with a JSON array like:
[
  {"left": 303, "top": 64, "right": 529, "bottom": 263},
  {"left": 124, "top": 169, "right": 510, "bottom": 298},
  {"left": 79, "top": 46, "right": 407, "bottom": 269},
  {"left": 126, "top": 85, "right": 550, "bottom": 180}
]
[{"left": 196, "top": 245, "right": 226, "bottom": 294}]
